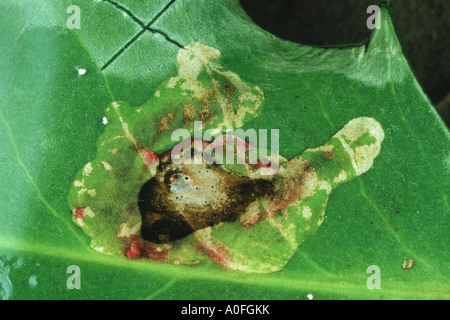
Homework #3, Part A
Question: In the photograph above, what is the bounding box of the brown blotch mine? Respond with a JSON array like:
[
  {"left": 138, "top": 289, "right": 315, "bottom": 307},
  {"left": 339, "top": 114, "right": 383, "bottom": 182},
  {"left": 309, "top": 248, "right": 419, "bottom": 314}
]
[
  {"left": 182, "top": 104, "right": 198, "bottom": 125},
  {"left": 157, "top": 112, "right": 177, "bottom": 133},
  {"left": 138, "top": 154, "right": 274, "bottom": 243},
  {"left": 323, "top": 151, "right": 335, "bottom": 160},
  {"left": 199, "top": 104, "right": 215, "bottom": 123},
  {"left": 223, "top": 83, "right": 235, "bottom": 96}
]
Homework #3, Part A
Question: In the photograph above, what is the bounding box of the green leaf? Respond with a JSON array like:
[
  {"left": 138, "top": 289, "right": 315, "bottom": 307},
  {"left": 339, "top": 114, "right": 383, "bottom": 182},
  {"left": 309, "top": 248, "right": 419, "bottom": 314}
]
[{"left": 1, "top": 0, "right": 449, "bottom": 299}]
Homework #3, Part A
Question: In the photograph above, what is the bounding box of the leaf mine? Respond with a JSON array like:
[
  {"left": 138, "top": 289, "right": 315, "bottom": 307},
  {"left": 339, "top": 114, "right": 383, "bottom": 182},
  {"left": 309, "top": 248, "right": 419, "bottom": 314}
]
[{"left": 68, "top": 42, "right": 384, "bottom": 273}]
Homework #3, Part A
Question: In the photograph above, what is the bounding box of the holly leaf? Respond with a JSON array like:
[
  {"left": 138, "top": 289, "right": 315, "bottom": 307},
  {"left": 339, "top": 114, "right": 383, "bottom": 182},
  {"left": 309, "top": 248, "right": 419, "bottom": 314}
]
[{"left": 0, "top": 0, "right": 448, "bottom": 300}]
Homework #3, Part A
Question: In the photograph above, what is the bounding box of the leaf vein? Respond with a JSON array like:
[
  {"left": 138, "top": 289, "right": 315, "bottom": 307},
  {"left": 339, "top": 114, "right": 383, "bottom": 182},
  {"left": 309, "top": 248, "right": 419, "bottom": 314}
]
[
  {"left": 358, "top": 180, "right": 445, "bottom": 278},
  {"left": 0, "top": 111, "right": 90, "bottom": 250},
  {"left": 144, "top": 278, "right": 177, "bottom": 300}
]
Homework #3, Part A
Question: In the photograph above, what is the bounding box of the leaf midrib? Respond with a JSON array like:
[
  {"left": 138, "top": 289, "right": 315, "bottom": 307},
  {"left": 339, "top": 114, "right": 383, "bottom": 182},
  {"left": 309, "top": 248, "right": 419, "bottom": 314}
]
[{"left": 1, "top": 237, "right": 448, "bottom": 300}]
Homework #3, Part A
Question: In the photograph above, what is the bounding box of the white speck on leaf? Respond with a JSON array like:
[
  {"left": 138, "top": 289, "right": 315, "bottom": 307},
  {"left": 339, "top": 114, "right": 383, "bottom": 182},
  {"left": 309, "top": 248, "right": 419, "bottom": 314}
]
[
  {"left": 302, "top": 206, "right": 312, "bottom": 220},
  {"left": 101, "top": 161, "right": 112, "bottom": 171},
  {"left": 73, "top": 180, "right": 84, "bottom": 187},
  {"left": 28, "top": 275, "right": 38, "bottom": 288},
  {"left": 82, "top": 162, "right": 93, "bottom": 176}
]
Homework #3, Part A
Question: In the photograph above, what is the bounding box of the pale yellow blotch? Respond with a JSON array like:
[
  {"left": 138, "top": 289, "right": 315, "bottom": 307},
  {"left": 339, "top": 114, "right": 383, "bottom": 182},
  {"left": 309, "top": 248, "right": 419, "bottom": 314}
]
[
  {"left": 82, "top": 162, "right": 93, "bottom": 176},
  {"left": 286, "top": 223, "right": 297, "bottom": 247},
  {"left": 167, "top": 42, "right": 220, "bottom": 96},
  {"left": 75, "top": 217, "right": 85, "bottom": 227},
  {"left": 298, "top": 173, "right": 331, "bottom": 198},
  {"left": 354, "top": 144, "right": 380, "bottom": 174},
  {"left": 117, "top": 222, "right": 142, "bottom": 238},
  {"left": 154, "top": 245, "right": 168, "bottom": 252},
  {"left": 118, "top": 116, "right": 138, "bottom": 148},
  {"left": 302, "top": 206, "right": 312, "bottom": 220},
  {"left": 84, "top": 207, "right": 95, "bottom": 218},
  {"left": 334, "top": 117, "right": 384, "bottom": 176},
  {"left": 136, "top": 108, "right": 143, "bottom": 113},
  {"left": 167, "top": 42, "right": 264, "bottom": 129},
  {"left": 317, "top": 211, "right": 326, "bottom": 226},
  {"left": 154, "top": 90, "right": 160, "bottom": 97},
  {"left": 92, "top": 246, "right": 113, "bottom": 255},
  {"left": 87, "top": 189, "right": 96, "bottom": 197},
  {"left": 317, "top": 216, "right": 324, "bottom": 226},
  {"left": 318, "top": 180, "right": 332, "bottom": 194},
  {"left": 304, "top": 144, "right": 334, "bottom": 154},
  {"left": 101, "top": 161, "right": 112, "bottom": 171},
  {"left": 73, "top": 180, "right": 84, "bottom": 188},
  {"left": 333, "top": 169, "right": 348, "bottom": 183},
  {"left": 109, "top": 148, "right": 118, "bottom": 157},
  {"left": 93, "top": 246, "right": 105, "bottom": 253}
]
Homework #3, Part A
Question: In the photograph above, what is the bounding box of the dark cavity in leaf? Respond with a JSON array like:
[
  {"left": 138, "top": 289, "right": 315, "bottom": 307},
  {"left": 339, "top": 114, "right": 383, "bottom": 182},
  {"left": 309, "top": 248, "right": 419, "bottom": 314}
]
[{"left": 138, "top": 151, "right": 274, "bottom": 243}]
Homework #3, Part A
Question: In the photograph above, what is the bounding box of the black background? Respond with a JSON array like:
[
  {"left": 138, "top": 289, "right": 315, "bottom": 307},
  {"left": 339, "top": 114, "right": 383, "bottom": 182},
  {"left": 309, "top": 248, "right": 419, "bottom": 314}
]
[{"left": 240, "top": 0, "right": 450, "bottom": 125}]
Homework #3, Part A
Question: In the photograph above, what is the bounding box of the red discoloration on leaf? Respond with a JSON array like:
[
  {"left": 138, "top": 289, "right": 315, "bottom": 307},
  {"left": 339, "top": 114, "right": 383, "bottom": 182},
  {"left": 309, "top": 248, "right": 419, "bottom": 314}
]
[
  {"left": 125, "top": 245, "right": 141, "bottom": 259},
  {"left": 145, "top": 245, "right": 169, "bottom": 262},
  {"left": 240, "top": 188, "right": 300, "bottom": 225},
  {"left": 73, "top": 207, "right": 85, "bottom": 219},
  {"left": 207, "top": 244, "right": 232, "bottom": 267},
  {"left": 241, "top": 210, "right": 262, "bottom": 226},
  {"left": 123, "top": 235, "right": 168, "bottom": 261},
  {"left": 196, "top": 235, "right": 233, "bottom": 267},
  {"left": 140, "top": 149, "right": 160, "bottom": 165},
  {"left": 266, "top": 188, "right": 301, "bottom": 218},
  {"left": 123, "top": 235, "right": 144, "bottom": 259}
]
